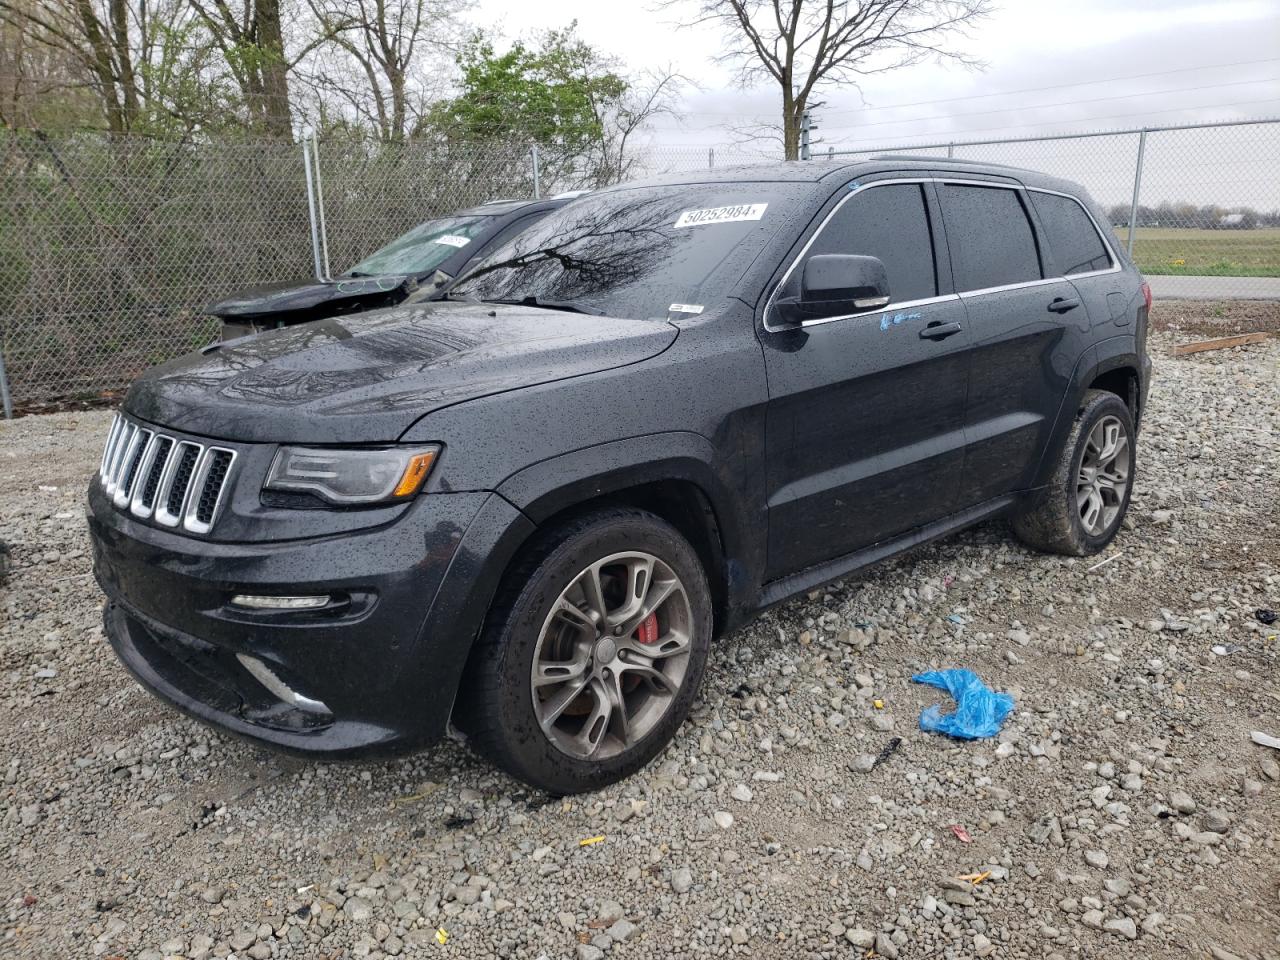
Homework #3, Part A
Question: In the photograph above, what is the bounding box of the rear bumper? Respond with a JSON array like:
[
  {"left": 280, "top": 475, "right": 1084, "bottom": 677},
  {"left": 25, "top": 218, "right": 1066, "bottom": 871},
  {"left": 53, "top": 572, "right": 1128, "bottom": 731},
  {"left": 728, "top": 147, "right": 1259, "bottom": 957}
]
[{"left": 89, "top": 482, "right": 532, "bottom": 758}]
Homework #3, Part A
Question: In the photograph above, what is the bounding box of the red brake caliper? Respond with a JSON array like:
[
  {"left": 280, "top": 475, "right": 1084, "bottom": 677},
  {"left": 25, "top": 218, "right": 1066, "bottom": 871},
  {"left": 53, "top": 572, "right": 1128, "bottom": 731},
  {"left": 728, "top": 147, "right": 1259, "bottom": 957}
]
[{"left": 634, "top": 612, "right": 659, "bottom": 645}]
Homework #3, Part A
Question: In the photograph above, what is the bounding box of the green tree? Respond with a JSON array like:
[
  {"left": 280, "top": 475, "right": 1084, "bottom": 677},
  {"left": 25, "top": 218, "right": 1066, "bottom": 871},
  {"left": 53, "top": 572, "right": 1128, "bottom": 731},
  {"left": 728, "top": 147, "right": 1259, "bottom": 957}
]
[{"left": 424, "top": 24, "right": 680, "bottom": 187}]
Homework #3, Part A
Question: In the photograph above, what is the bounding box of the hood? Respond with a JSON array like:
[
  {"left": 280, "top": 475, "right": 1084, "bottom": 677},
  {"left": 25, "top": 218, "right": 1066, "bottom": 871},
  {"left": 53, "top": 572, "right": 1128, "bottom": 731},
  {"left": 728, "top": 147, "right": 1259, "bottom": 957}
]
[
  {"left": 125, "top": 302, "right": 678, "bottom": 443},
  {"left": 205, "top": 275, "right": 418, "bottom": 322}
]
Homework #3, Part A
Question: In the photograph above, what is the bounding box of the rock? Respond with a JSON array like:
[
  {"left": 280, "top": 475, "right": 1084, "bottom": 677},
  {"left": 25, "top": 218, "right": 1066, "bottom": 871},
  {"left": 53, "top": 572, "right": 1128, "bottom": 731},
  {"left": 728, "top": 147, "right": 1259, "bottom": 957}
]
[
  {"left": 844, "top": 928, "right": 875, "bottom": 949},
  {"left": 850, "top": 754, "right": 877, "bottom": 773},
  {"left": 1203, "top": 809, "right": 1231, "bottom": 834},
  {"left": 1210, "top": 947, "right": 1244, "bottom": 960},
  {"left": 229, "top": 931, "right": 256, "bottom": 951},
  {"left": 874, "top": 932, "right": 899, "bottom": 960},
  {"left": 1082, "top": 909, "right": 1104, "bottom": 929},
  {"left": 576, "top": 945, "right": 605, "bottom": 960},
  {"left": 1104, "top": 877, "right": 1131, "bottom": 896},
  {"left": 1084, "top": 849, "right": 1109, "bottom": 869},
  {"left": 1141, "top": 913, "right": 1165, "bottom": 935},
  {"left": 713, "top": 811, "right": 734, "bottom": 830},
  {"left": 1168, "top": 790, "right": 1196, "bottom": 814},
  {"left": 344, "top": 897, "right": 374, "bottom": 922},
  {"left": 974, "top": 933, "right": 996, "bottom": 956},
  {"left": 1104, "top": 916, "right": 1138, "bottom": 940},
  {"left": 608, "top": 919, "right": 638, "bottom": 942},
  {"left": 671, "top": 867, "right": 693, "bottom": 894},
  {"left": 596, "top": 900, "right": 625, "bottom": 925},
  {"left": 731, "top": 783, "right": 753, "bottom": 802},
  {"left": 729, "top": 925, "right": 748, "bottom": 944}
]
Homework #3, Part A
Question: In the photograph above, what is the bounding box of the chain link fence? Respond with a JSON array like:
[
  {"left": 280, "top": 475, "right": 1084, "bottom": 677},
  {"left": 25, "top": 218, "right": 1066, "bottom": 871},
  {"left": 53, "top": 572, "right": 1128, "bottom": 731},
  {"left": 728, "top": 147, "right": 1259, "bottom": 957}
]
[
  {"left": 821, "top": 118, "right": 1280, "bottom": 300},
  {"left": 0, "top": 133, "right": 770, "bottom": 411},
  {"left": 4, "top": 121, "right": 1277, "bottom": 412}
]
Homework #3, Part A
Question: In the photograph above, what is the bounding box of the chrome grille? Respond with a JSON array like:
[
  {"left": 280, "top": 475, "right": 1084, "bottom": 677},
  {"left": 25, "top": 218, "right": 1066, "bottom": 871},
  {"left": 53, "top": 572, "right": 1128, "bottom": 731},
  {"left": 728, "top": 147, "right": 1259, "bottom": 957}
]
[{"left": 98, "top": 414, "right": 237, "bottom": 534}]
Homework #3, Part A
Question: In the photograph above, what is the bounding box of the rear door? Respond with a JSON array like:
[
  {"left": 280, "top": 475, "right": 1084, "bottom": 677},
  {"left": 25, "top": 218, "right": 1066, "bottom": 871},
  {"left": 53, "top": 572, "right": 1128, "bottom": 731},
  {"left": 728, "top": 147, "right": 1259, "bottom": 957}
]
[
  {"left": 936, "top": 180, "right": 1090, "bottom": 506},
  {"left": 1027, "top": 188, "right": 1126, "bottom": 328},
  {"left": 759, "top": 178, "right": 971, "bottom": 580}
]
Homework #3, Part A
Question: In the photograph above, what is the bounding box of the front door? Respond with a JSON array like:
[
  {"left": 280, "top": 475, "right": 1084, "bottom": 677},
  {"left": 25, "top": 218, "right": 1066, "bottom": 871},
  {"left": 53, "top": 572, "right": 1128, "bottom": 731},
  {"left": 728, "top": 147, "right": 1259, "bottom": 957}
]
[{"left": 760, "top": 180, "right": 971, "bottom": 581}]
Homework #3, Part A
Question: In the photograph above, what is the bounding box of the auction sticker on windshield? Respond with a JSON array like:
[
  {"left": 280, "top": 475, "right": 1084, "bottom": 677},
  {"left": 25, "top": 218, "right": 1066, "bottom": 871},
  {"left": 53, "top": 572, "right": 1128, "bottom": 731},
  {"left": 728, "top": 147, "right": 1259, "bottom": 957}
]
[
  {"left": 673, "top": 204, "right": 767, "bottom": 228},
  {"left": 435, "top": 235, "right": 471, "bottom": 247}
]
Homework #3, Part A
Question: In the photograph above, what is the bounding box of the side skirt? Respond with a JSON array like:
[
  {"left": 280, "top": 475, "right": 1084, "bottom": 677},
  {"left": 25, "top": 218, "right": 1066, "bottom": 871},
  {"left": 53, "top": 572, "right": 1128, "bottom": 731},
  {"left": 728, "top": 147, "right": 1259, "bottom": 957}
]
[{"left": 755, "top": 494, "right": 1017, "bottom": 612}]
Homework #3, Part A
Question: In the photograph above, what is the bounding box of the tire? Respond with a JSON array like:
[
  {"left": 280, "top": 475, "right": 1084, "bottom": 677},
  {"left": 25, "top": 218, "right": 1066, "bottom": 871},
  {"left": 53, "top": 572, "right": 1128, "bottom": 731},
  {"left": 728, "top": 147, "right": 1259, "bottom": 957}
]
[
  {"left": 456, "top": 507, "right": 713, "bottom": 794},
  {"left": 1012, "top": 389, "right": 1136, "bottom": 556}
]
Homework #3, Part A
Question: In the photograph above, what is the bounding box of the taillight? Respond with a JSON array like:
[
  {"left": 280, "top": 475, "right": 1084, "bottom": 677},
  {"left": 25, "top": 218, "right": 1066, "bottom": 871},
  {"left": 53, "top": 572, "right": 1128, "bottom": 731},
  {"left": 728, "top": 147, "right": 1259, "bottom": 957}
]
[{"left": 1141, "top": 281, "right": 1152, "bottom": 311}]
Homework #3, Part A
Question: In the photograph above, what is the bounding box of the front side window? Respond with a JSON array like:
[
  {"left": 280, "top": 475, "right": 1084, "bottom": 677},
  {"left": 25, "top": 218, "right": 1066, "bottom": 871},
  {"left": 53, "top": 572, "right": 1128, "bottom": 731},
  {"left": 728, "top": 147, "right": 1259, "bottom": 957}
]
[
  {"left": 939, "top": 184, "right": 1042, "bottom": 292},
  {"left": 803, "top": 183, "right": 938, "bottom": 304},
  {"left": 345, "top": 215, "right": 495, "bottom": 277},
  {"left": 452, "top": 184, "right": 810, "bottom": 319},
  {"left": 1030, "top": 191, "right": 1113, "bottom": 276}
]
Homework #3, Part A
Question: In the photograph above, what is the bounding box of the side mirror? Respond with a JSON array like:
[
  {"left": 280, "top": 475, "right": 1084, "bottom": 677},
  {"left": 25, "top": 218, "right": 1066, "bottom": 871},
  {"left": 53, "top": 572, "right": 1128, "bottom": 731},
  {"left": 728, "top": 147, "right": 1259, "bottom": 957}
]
[{"left": 774, "top": 254, "right": 890, "bottom": 325}]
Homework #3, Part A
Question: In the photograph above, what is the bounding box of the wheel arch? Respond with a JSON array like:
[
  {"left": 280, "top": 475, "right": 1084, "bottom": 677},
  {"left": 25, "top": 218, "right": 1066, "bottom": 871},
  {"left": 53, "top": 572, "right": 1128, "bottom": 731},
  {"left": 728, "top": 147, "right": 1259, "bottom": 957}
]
[
  {"left": 1029, "top": 337, "right": 1143, "bottom": 489},
  {"left": 495, "top": 433, "right": 752, "bottom": 640}
]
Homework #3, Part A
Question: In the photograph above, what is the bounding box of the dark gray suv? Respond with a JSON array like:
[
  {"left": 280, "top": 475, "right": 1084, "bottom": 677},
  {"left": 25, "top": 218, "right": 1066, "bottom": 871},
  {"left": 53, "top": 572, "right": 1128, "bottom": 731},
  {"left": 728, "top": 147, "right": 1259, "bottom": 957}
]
[{"left": 88, "top": 158, "right": 1151, "bottom": 794}]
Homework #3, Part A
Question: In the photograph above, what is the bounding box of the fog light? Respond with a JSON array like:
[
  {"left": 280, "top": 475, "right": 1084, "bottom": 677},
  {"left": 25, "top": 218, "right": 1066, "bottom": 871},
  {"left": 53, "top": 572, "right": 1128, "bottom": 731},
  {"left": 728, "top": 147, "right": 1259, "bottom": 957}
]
[
  {"left": 230, "top": 594, "right": 329, "bottom": 610},
  {"left": 235, "top": 654, "right": 328, "bottom": 713}
]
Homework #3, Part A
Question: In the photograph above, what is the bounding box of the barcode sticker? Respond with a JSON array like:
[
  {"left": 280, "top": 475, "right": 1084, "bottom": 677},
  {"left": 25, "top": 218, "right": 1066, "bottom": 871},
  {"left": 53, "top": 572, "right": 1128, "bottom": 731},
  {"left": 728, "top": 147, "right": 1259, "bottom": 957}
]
[{"left": 673, "top": 203, "right": 767, "bottom": 228}]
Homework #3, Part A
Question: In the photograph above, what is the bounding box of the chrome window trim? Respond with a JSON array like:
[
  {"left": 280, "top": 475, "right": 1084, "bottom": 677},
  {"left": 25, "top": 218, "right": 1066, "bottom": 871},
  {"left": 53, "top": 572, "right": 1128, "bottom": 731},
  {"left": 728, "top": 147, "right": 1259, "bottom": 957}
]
[
  {"left": 1026, "top": 186, "right": 1122, "bottom": 280},
  {"left": 763, "top": 176, "right": 1119, "bottom": 334},
  {"left": 182, "top": 447, "right": 237, "bottom": 535}
]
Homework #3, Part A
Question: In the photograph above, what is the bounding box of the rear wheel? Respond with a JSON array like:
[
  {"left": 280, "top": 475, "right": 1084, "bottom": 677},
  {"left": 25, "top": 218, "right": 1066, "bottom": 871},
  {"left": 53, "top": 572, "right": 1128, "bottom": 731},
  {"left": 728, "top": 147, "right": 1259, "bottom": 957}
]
[
  {"left": 1012, "top": 389, "right": 1136, "bottom": 556},
  {"left": 457, "top": 507, "right": 712, "bottom": 794}
]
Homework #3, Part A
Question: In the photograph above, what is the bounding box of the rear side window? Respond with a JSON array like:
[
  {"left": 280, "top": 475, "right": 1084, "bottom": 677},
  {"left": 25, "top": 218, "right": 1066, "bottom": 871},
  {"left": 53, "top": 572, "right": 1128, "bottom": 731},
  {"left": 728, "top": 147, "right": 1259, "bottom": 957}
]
[
  {"left": 939, "top": 184, "right": 1042, "bottom": 291},
  {"left": 806, "top": 183, "right": 937, "bottom": 303},
  {"left": 1030, "top": 191, "right": 1113, "bottom": 275}
]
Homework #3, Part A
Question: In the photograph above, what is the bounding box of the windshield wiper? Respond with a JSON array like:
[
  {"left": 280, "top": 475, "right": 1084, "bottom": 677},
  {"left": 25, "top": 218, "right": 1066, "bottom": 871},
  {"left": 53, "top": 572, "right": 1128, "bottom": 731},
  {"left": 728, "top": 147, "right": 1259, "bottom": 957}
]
[{"left": 481, "top": 296, "right": 604, "bottom": 316}]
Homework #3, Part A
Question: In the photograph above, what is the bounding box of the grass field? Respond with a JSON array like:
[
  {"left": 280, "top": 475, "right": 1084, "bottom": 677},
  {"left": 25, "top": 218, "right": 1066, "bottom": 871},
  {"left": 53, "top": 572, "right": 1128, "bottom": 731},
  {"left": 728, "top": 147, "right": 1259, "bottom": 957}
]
[{"left": 1113, "top": 226, "right": 1280, "bottom": 277}]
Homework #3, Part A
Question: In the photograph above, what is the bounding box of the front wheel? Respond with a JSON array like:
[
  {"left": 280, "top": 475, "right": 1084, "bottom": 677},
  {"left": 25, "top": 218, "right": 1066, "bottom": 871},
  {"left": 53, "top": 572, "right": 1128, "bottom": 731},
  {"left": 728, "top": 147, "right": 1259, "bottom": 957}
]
[
  {"left": 1012, "top": 389, "right": 1136, "bottom": 556},
  {"left": 457, "top": 507, "right": 713, "bottom": 794}
]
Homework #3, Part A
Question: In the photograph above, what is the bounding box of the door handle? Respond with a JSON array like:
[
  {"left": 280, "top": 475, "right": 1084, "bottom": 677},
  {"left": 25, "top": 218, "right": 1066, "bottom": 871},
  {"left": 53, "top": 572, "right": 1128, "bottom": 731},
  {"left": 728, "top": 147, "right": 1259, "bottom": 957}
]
[
  {"left": 919, "top": 320, "right": 962, "bottom": 340},
  {"left": 1048, "top": 296, "right": 1081, "bottom": 314}
]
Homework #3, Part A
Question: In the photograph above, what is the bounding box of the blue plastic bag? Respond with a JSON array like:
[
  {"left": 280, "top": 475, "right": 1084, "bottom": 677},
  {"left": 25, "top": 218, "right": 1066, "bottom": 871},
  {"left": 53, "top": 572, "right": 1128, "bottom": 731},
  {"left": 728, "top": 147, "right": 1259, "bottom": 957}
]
[{"left": 911, "top": 669, "right": 1014, "bottom": 740}]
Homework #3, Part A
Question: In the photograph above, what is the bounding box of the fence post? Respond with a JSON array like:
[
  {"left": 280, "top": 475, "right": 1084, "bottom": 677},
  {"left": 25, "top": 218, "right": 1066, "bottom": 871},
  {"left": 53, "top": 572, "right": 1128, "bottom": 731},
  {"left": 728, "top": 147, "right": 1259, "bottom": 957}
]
[
  {"left": 530, "top": 145, "right": 541, "bottom": 198},
  {"left": 311, "top": 130, "right": 331, "bottom": 281},
  {"left": 947, "top": 142, "right": 955, "bottom": 158},
  {"left": 1127, "top": 129, "right": 1147, "bottom": 257},
  {"left": 799, "top": 110, "right": 811, "bottom": 161},
  {"left": 302, "top": 136, "right": 325, "bottom": 282},
  {"left": 0, "top": 344, "right": 12, "bottom": 420},
  {"left": 708, "top": 147, "right": 714, "bottom": 170}
]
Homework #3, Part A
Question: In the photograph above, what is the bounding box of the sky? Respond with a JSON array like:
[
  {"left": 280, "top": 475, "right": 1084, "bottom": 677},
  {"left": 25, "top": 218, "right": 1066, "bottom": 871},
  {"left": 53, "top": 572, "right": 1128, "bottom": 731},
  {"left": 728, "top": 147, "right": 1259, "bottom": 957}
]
[
  {"left": 468, "top": 0, "right": 1280, "bottom": 206},
  {"left": 468, "top": 0, "right": 1280, "bottom": 148}
]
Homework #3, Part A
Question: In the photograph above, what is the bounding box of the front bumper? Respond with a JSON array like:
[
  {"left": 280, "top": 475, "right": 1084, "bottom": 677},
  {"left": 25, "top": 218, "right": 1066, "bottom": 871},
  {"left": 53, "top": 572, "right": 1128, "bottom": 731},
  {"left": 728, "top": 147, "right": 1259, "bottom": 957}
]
[{"left": 89, "top": 481, "right": 529, "bottom": 758}]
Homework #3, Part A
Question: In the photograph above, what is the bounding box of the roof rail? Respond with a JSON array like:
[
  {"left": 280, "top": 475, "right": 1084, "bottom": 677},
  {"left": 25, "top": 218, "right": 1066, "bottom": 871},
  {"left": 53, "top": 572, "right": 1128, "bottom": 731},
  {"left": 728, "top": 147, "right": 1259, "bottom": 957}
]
[{"left": 871, "top": 153, "right": 1026, "bottom": 171}]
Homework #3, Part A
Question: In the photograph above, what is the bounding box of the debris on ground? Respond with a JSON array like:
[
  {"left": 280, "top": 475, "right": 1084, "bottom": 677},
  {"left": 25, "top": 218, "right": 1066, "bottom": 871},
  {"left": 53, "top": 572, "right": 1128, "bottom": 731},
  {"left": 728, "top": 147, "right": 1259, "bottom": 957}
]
[
  {"left": 0, "top": 324, "right": 1276, "bottom": 960},
  {"left": 1255, "top": 608, "right": 1278, "bottom": 625},
  {"left": 911, "top": 668, "right": 1016, "bottom": 740}
]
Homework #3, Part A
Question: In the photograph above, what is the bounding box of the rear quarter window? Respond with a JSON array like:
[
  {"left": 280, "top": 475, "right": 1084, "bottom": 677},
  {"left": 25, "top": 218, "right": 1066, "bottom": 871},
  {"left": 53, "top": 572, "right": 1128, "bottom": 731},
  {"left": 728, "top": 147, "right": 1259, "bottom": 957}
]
[
  {"left": 939, "top": 184, "right": 1042, "bottom": 292},
  {"left": 1030, "top": 191, "right": 1114, "bottom": 276}
]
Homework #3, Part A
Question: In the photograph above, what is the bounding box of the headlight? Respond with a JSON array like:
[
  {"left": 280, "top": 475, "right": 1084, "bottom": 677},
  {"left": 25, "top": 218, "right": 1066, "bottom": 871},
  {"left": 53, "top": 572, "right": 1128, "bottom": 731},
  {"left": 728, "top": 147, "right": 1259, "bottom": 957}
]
[{"left": 265, "top": 446, "right": 439, "bottom": 504}]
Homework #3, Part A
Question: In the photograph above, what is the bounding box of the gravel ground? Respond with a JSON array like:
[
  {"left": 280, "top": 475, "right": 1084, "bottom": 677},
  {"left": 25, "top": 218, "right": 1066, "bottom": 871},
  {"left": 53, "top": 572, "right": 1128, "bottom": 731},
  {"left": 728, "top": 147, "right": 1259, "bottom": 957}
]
[{"left": 2, "top": 322, "right": 1279, "bottom": 960}]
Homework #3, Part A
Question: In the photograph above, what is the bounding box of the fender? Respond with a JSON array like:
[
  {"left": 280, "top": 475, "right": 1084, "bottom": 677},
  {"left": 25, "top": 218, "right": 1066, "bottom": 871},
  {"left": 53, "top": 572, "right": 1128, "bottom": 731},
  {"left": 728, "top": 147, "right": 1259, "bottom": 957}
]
[
  {"left": 496, "top": 431, "right": 762, "bottom": 632},
  {"left": 1027, "top": 334, "right": 1142, "bottom": 489}
]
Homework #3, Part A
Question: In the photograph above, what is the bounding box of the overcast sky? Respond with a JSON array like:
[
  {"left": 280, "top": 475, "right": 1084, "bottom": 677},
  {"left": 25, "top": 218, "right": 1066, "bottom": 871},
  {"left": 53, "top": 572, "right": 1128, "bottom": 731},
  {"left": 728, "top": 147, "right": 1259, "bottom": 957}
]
[
  {"left": 467, "top": 0, "right": 1279, "bottom": 207},
  {"left": 470, "top": 0, "right": 1279, "bottom": 149}
]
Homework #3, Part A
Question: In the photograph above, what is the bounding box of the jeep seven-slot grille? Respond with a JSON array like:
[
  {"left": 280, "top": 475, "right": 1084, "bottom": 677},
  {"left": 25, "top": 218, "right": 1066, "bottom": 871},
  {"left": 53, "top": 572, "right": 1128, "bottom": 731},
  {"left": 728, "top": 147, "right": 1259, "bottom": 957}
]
[{"left": 97, "top": 414, "right": 237, "bottom": 535}]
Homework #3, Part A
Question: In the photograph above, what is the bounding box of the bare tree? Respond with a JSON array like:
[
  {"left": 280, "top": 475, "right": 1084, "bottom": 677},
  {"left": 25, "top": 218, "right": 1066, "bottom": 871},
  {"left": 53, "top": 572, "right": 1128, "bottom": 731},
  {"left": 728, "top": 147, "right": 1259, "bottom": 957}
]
[
  {"left": 667, "top": 0, "right": 991, "bottom": 159},
  {"left": 188, "top": 0, "right": 301, "bottom": 137},
  {"left": 302, "top": 0, "right": 467, "bottom": 142}
]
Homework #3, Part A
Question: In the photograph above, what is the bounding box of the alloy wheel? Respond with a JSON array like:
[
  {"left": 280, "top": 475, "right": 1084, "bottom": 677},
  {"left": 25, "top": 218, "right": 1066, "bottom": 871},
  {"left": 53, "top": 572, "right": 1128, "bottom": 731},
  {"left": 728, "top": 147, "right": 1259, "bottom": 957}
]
[
  {"left": 531, "top": 551, "right": 692, "bottom": 760},
  {"left": 1076, "top": 414, "right": 1130, "bottom": 536}
]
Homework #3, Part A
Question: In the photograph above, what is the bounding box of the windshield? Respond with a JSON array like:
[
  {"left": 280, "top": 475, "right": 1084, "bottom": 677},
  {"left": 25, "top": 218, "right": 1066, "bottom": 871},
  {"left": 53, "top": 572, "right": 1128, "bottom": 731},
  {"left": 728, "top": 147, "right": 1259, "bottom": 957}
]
[
  {"left": 344, "top": 215, "right": 494, "bottom": 277},
  {"left": 451, "top": 184, "right": 809, "bottom": 319}
]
